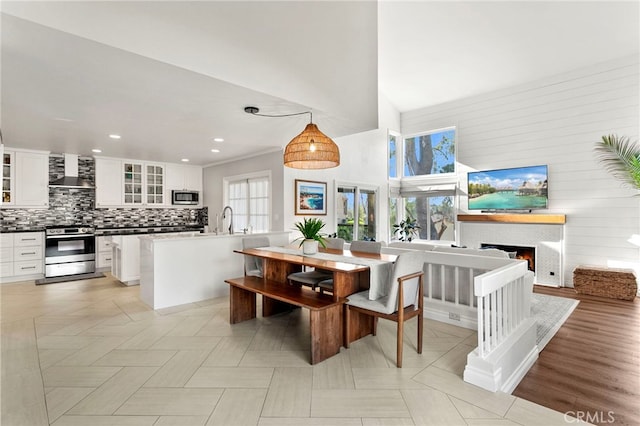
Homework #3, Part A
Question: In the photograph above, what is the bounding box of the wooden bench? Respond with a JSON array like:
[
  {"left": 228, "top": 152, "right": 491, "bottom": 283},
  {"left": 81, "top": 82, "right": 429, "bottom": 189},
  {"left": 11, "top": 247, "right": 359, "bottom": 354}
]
[{"left": 224, "top": 276, "right": 347, "bottom": 364}]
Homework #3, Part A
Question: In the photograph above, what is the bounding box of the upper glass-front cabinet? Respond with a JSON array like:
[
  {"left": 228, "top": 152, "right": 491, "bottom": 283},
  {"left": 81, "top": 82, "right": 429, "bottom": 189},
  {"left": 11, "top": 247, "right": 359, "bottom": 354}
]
[
  {"left": 145, "top": 164, "right": 164, "bottom": 205},
  {"left": 2, "top": 152, "right": 14, "bottom": 205},
  {"left": 123, "top": 162, "right": 143, "bottom": 205}
]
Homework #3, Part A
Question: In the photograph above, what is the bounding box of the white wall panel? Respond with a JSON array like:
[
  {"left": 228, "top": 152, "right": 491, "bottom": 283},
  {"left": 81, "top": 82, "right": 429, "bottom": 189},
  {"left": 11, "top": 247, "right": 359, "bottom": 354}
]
[{"left": 402, "top": 55, "right": 640, "bottom": 286}]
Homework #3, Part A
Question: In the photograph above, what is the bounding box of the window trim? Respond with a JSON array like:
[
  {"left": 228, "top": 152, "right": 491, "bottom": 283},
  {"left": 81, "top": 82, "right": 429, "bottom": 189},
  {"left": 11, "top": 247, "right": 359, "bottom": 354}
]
[
  {"left": 388, "top": 125, "right": 459, "bottom": 243},
  {"left": 388, "top": 129, "right": 402, "bottom": 181},
  {"left": 401, "top": 126, "right": 458, "bottom": 180},
  {"left": 223, "top": 170, "right": 272, "bottom": 232},
  {"left": 335, "top": 180, "right": 380, "bottom": 242}
]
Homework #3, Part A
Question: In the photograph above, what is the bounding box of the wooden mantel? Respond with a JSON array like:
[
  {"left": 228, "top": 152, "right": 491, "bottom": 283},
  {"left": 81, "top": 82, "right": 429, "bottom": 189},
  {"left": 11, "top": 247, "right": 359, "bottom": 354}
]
[{"left": 457, "top": 213, "right": 566, "bottom": 225}]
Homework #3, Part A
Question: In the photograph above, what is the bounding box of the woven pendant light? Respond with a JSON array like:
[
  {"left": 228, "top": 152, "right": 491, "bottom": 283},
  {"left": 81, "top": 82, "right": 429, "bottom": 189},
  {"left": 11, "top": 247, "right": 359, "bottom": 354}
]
[
  {"left": 244, "top": 106, "right": 340, "bottom": 169},
  {"left": 284, "top": 123, "right": 340, "bottom": 169}
]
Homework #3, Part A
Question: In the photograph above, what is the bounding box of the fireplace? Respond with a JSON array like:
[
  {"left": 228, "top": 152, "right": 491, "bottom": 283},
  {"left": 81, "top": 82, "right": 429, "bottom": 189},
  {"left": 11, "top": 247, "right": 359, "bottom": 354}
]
[{"left": 481, "top": 243, "right": 536, "bottom": 272}]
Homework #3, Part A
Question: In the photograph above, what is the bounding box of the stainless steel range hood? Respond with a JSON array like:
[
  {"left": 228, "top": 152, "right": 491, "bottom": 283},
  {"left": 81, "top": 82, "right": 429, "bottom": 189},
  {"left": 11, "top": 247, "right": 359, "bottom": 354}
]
[{"left": 49, "top": 153, "right": 94, "bottom": 189}]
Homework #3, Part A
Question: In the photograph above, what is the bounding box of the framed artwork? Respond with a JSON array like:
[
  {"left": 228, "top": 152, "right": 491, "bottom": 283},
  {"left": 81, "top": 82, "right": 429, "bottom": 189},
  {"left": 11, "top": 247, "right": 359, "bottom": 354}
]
[{"left": 295, "top": 179, "right": 327, "bottom": 215}]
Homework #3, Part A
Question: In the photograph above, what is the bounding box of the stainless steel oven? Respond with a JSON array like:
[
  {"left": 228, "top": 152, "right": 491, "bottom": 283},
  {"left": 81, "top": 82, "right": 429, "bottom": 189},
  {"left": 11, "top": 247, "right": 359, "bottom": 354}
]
[{"left": 45, "top": 226, "right": 96, "bottom": 278}]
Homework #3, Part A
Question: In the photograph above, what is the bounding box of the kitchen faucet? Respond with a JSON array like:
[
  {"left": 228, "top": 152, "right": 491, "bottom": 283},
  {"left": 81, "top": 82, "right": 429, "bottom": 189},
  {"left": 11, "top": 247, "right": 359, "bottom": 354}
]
[{"left": 222, "top": 205, "right": 234, "bottom": 234}]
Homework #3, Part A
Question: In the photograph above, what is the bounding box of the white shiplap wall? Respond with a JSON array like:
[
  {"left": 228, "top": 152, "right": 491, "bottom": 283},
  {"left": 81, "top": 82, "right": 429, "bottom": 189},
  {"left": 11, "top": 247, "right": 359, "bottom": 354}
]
[{"left": 401, "top": 55, "right": 640, "bottom": 286}]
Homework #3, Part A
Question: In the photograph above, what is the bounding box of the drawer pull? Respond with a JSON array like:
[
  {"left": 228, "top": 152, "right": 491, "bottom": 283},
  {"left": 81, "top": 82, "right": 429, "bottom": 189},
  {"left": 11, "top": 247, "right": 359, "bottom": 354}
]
[
  {"left": 21, "top": 266, "right": 36, "bottom": 270},
  {"left": 105, "top": 258, "right": 112, "bottom": 261},
  {"left": 21, "top": 252, "right": 36, "bottom": 256},
  {"left": 21, "top": 238, "right": 37, "bottom": 241}
]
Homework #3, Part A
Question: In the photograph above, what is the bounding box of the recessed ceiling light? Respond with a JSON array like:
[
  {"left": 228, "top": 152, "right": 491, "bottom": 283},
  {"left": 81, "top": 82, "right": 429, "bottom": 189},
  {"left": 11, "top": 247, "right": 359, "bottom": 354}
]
[
  {"left": 211, "top": 149, "right": 220, "bottom": 153},
  {"left": 213, "top": 138, "right": 224, "bottom": 142},
  {"left": 181, "top": 158, "right": 189, "bottom": 162},
  {"left": 109, "top": 134, "right": 121, "bottom": 139},
  {"left": 92, "top": 149, "right": 102, "bottom": 153}
]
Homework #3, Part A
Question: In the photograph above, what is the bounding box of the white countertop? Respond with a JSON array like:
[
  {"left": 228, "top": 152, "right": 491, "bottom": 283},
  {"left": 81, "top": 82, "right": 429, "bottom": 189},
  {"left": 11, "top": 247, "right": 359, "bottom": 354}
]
[{"left": 139, "top": 230, "right": 290, "bottom": 242}]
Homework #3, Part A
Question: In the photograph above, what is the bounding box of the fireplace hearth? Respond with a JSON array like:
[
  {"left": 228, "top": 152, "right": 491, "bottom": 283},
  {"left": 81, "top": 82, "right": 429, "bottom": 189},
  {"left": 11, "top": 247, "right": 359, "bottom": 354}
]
[{"left": 481, "top": 243, "right": 536, "bottom": 272}]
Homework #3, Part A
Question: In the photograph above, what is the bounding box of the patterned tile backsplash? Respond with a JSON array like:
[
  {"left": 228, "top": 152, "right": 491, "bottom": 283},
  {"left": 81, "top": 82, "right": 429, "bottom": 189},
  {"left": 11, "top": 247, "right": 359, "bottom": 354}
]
[{"left": 1, "top": 156, "right": 208, "bottom": 230}]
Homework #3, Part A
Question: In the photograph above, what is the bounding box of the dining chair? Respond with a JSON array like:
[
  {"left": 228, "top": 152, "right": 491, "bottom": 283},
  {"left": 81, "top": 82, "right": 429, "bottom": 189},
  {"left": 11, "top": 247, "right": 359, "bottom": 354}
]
[
  {"left": 242, "top": 236, "right": 270, "bottom": 277},
  {"left": 344, "top": 251, "right": 425, "bottom": 367},
  {"left": 349, "top": 240, "right": 384, "bottom": 253},
  {"left": 287, "top": 237, "right": 345, "bottom": 289},
  {"left": 318, "top": 240, "right": 383, "bottom": 294}
]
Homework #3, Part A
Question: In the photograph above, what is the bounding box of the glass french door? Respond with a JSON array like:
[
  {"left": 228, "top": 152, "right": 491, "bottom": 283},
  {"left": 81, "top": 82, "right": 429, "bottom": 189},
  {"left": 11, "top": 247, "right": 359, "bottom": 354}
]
[{"left": 335, "top": 184, "right": 378, "bottom": 242}]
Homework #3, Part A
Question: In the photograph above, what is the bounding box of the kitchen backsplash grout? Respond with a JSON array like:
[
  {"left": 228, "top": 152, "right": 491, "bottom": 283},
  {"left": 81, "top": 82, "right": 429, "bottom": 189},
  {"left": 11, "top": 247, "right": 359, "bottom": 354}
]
[{"left": 1, "top": 156, "right": 208, "bottom": 230}]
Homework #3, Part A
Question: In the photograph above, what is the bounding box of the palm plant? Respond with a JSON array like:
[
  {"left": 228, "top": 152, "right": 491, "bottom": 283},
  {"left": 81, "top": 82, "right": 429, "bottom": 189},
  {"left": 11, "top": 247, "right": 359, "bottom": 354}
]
[
  {"left": 594, "top": 134, "right": 640, "bottom": 191},
  {"left": 293, "top": 217, "right": 327, "bottom": 248}
]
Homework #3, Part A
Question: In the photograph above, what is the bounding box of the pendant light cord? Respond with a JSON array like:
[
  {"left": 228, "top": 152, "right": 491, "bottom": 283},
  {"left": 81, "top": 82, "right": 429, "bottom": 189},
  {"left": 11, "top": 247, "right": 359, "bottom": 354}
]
[{"left": 244, "top": 107, "right": 313, "bottom": 123}]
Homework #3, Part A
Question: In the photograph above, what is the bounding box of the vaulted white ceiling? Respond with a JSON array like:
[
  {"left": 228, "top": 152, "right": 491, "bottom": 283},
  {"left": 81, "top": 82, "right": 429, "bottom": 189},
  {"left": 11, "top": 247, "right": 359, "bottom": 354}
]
[{"left": 1, "top": 1, "right": 638, "bottom": 166}]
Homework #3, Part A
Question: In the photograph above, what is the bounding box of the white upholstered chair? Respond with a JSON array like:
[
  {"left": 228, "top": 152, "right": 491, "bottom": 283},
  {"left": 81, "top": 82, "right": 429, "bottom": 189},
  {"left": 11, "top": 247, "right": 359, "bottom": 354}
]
[
  {"left": 242, "top": 236, "right": 270, "bottom": 277},
  {"left": 318, "top": 240, "right": 383, "bottom": 293},
  {"left": 345, "top": 251, "right": 425, "bottom": 367},
  {"left": 349, "top": 240, "right": 384, "bottom": 254},
  {"left": 287, "top": 237, "right": 345, "bottom": 289}
]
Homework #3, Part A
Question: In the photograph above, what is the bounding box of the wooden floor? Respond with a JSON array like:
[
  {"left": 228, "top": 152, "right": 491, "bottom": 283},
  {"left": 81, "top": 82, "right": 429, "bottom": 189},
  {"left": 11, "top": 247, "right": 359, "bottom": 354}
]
[{"left": 514, "top": 285, "right": 640, "bottom": 426}]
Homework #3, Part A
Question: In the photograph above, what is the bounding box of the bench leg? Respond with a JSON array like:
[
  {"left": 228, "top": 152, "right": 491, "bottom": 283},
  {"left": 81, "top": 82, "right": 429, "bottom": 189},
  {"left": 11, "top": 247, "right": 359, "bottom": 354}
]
[
  {"left": 229, "top": 286, "right": 256, "bottom": 324},
  {"left": 310, "top": 304, "right": 342, "bottom": 364}
]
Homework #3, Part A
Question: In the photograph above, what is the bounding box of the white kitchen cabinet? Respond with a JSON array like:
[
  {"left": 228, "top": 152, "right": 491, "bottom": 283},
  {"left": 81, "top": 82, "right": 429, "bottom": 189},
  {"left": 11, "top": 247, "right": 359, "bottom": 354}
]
[
  {"left": 111, "top": 234, "right": 141, "bottom": 285},
  {"left": 15, "top": 151, "right": 49, "bottom": 207},
  {"left": 123, "top": 161, "right": 144, "bottom": 205},
  {"left": 166, "top": 164, "right": 203, "bottom": 192},
  {"left": 123, "top": 161, "right": 167, "bottom": 206},
  {"left": 96, "top": 157, "right": 167, "bottom": 207},
  {"left": 95, "top": 157, "right": 123, "bottom": 207},
  {"left": 1, "top": 149, "right": 49, "bottom": 208},
  {"left": 0, "top": 233, "right": 14, "bottom": 276},
  {"left": 96, "top": 236, "right": 113, "bottom": 270},
  {"left": 0, "top": 232, "right": 44, "bottom": 282},
  {"left": 2, "top": 151, "right": 14, "bottom": 205},
  {"left": 144, "top": 163, "right": 165, "bottom": 205}
]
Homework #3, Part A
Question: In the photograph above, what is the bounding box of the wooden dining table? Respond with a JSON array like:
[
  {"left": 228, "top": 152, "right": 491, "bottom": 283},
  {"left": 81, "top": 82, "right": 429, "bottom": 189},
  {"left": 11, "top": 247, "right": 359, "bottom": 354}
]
[{"left": 228, "top": 247, "right": 396, "bottom": 362}]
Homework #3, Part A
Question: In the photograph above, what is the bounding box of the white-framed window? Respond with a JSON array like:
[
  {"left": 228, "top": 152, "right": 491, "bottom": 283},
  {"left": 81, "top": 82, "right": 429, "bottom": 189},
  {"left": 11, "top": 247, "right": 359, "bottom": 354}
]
[
  {"left": 402, "top": 127, "right": 456, "bottom": 177},
  {"left": 224, "top": 171, "right": 271, "bottom": 233},
  {"left": 335, "top": 182, "right": 379, "bottom": 242},
  {"left": 388, "top": 127, "right": 457, "bottom": 243}
]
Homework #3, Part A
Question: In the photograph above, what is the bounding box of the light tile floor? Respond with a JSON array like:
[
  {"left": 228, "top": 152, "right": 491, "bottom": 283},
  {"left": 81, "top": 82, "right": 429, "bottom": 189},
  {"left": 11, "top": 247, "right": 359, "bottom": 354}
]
[{"left": 1, "top": 274, "right": 581, "bottom": 425}]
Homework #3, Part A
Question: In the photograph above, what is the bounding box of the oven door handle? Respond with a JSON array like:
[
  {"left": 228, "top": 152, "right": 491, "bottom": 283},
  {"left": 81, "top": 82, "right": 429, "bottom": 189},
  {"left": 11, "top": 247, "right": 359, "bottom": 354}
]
[{"left": 46, "top": 234, "right": 94, "bottom": 239}]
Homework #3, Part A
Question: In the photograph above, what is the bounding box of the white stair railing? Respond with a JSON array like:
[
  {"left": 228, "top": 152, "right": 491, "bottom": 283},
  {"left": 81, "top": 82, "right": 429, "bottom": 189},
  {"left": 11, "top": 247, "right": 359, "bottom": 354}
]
[
  {"left": 464, "top": 261, "right": 537, "bottom": 393},
  {"left": 474, "top": 261, "right": 531, "bottom": 357}
]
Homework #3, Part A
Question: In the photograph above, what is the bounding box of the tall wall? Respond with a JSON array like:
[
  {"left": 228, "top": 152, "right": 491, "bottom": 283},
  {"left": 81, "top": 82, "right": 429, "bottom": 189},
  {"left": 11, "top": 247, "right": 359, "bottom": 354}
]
[
  {"left": 401, "top": 55, "right": 640, "bottom": 286},
  {"left": 202, "top": 150, "right": 285, "bottom": 232},
  {"left": 283, "top": 128, "right": 390, "bottom": 243}
]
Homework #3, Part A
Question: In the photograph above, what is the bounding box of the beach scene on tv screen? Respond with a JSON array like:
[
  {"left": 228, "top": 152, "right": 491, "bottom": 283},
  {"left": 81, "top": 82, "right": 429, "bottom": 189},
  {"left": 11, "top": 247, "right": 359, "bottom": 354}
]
[{"left": 468, "top": 165, "right": 548, "bottom": 210}]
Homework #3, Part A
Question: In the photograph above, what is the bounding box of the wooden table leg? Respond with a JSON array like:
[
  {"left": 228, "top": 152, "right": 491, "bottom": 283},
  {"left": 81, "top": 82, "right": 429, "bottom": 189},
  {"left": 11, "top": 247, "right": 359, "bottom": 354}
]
[
  {"left": 334, "top": 270, "right": 374, "bottom": 345},
  {"left": 310, "top": 304, "right": 343, "bottom": 364},
  {"left": 229, "top": 285, "right": 256, "bottom": 324}
]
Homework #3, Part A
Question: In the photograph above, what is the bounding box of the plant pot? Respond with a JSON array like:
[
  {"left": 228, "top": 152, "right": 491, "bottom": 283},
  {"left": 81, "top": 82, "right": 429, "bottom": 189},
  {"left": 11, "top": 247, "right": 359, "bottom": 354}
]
[{"left": 302, "top": 239, "right": 318, "bottom": 255}]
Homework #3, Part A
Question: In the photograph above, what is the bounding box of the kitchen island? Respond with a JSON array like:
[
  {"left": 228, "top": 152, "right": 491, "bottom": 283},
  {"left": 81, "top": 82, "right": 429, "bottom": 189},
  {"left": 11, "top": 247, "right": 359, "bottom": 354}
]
[{"left": 138, "top": 231, "right": 290, "bottom": 309}]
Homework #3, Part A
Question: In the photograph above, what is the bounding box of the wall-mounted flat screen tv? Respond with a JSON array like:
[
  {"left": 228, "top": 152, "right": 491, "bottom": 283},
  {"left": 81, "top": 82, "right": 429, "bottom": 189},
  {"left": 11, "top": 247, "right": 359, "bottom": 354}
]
[{"left": 467, "top": 165, "right": 548, "bottom": 211}]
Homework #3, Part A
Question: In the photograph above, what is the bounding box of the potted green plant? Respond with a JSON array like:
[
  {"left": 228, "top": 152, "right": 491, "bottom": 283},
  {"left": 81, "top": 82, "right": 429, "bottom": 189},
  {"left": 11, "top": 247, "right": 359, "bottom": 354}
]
[
  {"left": 393, "top": 214, "right": 421, "bottom": 242},
  {"left": 293, "top": 217, "right": 327, "bottom": 254},
  {"left": 594, "top": 134, "right": 640, "bottom": 191}
]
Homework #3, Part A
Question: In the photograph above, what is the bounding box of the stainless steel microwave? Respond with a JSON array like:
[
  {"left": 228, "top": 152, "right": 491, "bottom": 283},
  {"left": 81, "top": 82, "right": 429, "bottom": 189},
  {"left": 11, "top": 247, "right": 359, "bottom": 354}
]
[{"left": 172, "top": 190, "right": 199, "bottom": 205}]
